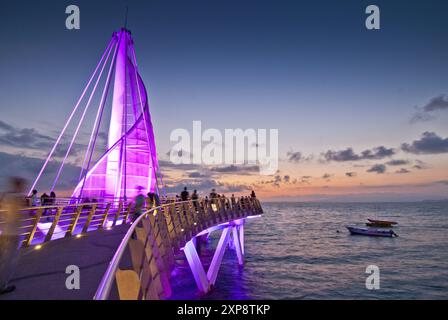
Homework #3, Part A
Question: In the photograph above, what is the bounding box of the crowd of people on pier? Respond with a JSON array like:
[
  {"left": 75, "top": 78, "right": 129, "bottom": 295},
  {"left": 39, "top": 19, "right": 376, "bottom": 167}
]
[
  {"left": 175, "top": 187, "right": 256, "bottom": 204},
  {"left": 131, "top": 187, "right": 258, "bottom": 223}
]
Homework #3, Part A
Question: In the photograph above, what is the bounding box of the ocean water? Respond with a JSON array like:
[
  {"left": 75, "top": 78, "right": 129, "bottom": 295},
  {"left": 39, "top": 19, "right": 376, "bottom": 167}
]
[{"left": 170, "top": 201, "right": 448, "bottom": 300}]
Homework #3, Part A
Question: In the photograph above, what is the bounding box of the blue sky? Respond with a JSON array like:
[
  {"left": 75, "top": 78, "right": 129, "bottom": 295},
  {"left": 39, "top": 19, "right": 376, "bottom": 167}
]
[{"left": 1, "top": 0, "right": 448, "bottom": 200}]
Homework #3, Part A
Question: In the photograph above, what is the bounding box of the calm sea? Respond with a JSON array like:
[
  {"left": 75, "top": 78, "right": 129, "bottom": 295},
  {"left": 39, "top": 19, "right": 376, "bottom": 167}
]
[{"left": 170, "top": 201, "right": 448, "bottom": 300}]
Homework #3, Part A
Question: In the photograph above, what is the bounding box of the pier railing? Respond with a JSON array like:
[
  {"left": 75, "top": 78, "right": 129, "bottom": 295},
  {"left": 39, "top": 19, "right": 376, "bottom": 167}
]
[
  {"left": 0, "top": 199, "right": 133, "bottom": 247},
  {"left": 0, "top": 196, "right": 262, "bottom": 250},
  {"left": 94, "top": 196, "right": 263, "bottom": 300}
]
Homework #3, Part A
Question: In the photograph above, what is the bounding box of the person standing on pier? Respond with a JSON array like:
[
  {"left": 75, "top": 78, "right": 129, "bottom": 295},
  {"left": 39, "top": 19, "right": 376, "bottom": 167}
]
[
  {"left": 133, "top": 193, "right": 145, "bottom": 223},
  {"left": 209, "top": 189, "right": 218, "bottom": 206},
  {"left": 147, "top": 192, "right": 155, "bottom": 209},
  {"left": 49, "top": 192, "right": 56, "bottom": 205},
  {"left": 29, "top": 189, "right": 38, "bottom": 207},
  {"left": 0, "top": 177, "right": 26, "bottom": 295},
  {"left": 40, "top": 192, "right": 49, "bottom": 215},
  {"left": 180, "top": 187, "right": 189, "bottom": 201},
  {"left": 191, "top": 189, "right": 199, "bottom": 212},
  {"left": 231, "top": 194, "right": 236, "bottom": 208}
]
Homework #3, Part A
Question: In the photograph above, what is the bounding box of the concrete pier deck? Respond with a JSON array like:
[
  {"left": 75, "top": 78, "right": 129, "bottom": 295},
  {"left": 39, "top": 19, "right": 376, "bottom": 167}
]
[{"left": 0, "top": 225, "right": 129, "bottom": 300}]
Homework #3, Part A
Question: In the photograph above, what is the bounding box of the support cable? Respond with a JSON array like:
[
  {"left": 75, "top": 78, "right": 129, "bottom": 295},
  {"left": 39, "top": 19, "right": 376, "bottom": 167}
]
[
  {"left": 51, "top": 38, "right": 116, "bottom": 192},
  {"left": 78, "top": 32, "right": 123, "bottom": 200},
  {"left": 27, "top": 38, "right": 115, "bottom": 196}
]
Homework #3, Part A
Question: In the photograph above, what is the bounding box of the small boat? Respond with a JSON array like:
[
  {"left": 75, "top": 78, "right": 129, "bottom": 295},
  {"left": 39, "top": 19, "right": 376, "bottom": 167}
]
[
  {"left": 366, "top": 222, "right": 394, "bottom": 228},
  {"left": 367, "top": 219, "right": 398, "bottom": 227},
  {"left": 347, "top": 226, "right": 398, "bottom": 238}
]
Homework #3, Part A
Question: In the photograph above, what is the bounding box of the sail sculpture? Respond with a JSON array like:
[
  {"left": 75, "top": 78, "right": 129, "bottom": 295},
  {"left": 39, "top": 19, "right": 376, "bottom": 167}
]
[{"left": 29, "top": 28, "right": 162, "bottom": 200}]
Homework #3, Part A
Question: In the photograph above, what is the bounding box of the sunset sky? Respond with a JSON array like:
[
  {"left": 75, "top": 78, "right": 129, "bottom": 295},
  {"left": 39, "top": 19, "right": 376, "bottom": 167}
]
[{"left": 1, "top": 0, "right": 448, "bottom": 201}]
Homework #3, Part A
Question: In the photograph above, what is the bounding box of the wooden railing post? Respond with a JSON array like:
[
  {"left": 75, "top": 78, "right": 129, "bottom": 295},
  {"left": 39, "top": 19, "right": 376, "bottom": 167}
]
[
  {"left": 196, "top": 201, "right": 208, "bottom": 229},
  {"left": 112, "top": 201, "right": 123, "bottom": 226},
  {"left": 45, "top": 207, "right": 63, "bottom": 242},
  {"left": 162, "top": 205, "right": 179, "bottom": 252},
  {"left": 82, "top": 204, "right": 98, "bottom": 233},
  {"left": 183, "top": 202, "right": 196, "bottom": 234},
  {"left": 65, "top": 205, "right": 84, "bottom": 238},
  {"left": 99, "top": 203, "right": 112, "bottom": 229},
  {"left": 25, "top": 208, "right": 43, "bottom": 247},
  {"left": 175, "top": 202, "right": 189, "bottom": 246},
  {"left": 123, "top": 202, "right": 133, "bottom": 224}
]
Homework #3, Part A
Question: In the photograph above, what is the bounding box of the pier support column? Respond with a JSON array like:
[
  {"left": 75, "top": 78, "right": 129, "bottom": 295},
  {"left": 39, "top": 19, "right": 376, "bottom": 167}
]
[
  {"left": 183, "top": 240, "right": 209, "bottom": 293},
  {"left": 206, "top": 226, "right": 231, "bottom": 286},
  {"left": 239, "top": 224, "right": 245, "bottom": 255},
  {"left": 232, "top": 226, "right": 244, "bottom": 266},
  {"left": 183, "top": 222, "right": 246, "bottom": 294}
]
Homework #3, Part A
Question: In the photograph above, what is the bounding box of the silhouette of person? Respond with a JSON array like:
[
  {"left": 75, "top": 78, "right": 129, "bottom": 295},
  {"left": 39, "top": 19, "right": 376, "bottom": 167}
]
[
  {"left": 209, "top": 189, "right": 218, "bottom": 204},
  {"left": 180, "top": 187, "right": 189, "bottom": 201},
  {"left": 133, "top": 193, "right": 145, "bottom": 223},
  {"left": 30, "top": 189, "right": 38, "bottom": 207},
  {"left": 40, "top": 193, "right": 49, "bottom": 215},
  {"left": 0, "top": 177, "right": 26, "bottom": 295},
  {"left": 191, "top": 189, "right": 198, "bottom": 201},
  {"left": 147, "top": 192, "right": 155, "bottom": 208},
  {"left": 50, "top": 192, "right": 56, "bottom": 205},
  {"left": 191, "top": 189, "right": 199, "bottom": 211}
]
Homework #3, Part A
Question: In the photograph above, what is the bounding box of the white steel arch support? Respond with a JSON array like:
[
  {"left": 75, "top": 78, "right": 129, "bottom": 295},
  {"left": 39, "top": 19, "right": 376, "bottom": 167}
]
[
  {"left": 183, "top": 221, "right": 246, "bottom": 294},
  {"left": 232, "top": 226, "right": 244, "bottom": 266}
]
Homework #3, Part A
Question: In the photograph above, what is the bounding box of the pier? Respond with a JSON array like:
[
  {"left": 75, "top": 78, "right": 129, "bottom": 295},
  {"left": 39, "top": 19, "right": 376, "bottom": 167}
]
[{"left": 0, "top": 197, "right": 262, "bottom": 300}]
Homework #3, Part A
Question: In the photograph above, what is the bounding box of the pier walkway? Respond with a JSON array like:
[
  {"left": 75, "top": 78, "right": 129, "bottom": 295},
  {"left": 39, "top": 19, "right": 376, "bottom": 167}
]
[
  {"left": 0, "top": 224, "right": 128, "bottom": 300},
  {"left": 0, "top": 196, "right": 263, "bottom": 300}
]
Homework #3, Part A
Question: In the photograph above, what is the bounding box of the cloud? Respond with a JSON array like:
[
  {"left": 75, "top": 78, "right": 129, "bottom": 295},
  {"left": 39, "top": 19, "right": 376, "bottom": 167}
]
[
  {"left": 187, "top": 171, "right": 208, "bottom": 178},
  {"left": 345, "top": 172, "right": 357, "bottom": 177},
  {"left": 411, "top": 95, "right": 448, "bottom": 123},
  {"left": 413, "top": 160, "right": 428, "bottom": 170},
  {"left": 395, "top": 168, "right": 411, "bottom": 174},
  {"left": 323, "top": 146, "right": 395, "bottom": 162},
  {"left": 0, "top": 120, "right": 85, "bottom": 159},
  {"left": 386, "top": 159, "right": 409, "bottom": 166},
  {"left": 435, "top": 180, "right": 448, "bottom": 185},
  {"left": 0, "top": 120, "right": 54, "bottom": 150},
  {"left": 367, "top": 164, "right": 386, "bottom": 174},
  {"left": 209, "top": 164, "right": 259, "bottom": 174},
  {"left": 286, "top": 151, "right": 302, "bottom": 162},
  {"left": 402, "top": 132, "right": 448, "bottom": 154},
  {"left": 286, "top": 151, "right": 313, "bottom": 163},
  {"left": 0, "top": 121, "right": 15, "bottom": 131},
  {"left": 0, "top": 151, "right": 81, "bottom": 191},
  {"left": 157, "top": 160, "right": 201, "bottom": 171},
  {"left": 322, "top": 173, "right": 334, "bottom": 180},
  {"left": 258, "top": 174, "right": 293, "bottom": 187}
]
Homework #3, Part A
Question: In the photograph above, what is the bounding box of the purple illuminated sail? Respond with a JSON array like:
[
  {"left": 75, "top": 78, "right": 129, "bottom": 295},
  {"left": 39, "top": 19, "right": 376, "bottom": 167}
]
[{"left": 72, "top": 29, "right": 160, "bottom": 200}]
